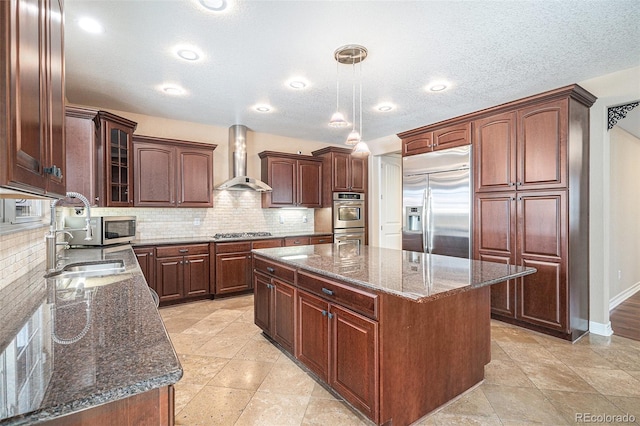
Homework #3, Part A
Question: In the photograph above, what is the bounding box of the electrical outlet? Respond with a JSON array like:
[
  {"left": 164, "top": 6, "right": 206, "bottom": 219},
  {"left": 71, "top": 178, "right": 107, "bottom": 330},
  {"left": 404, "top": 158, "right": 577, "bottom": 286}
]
[
  {"left": 303, "top": 215, "right": 307, "bottom": 223},
  {"left": 279, "top": 215, "right": 284, "bottom": 224},
  {"left": 618, "top": 270, "right": 622, "bottom": 280},
  {"left": 193, "top": 218, "right": 201, "bottom": 226}
]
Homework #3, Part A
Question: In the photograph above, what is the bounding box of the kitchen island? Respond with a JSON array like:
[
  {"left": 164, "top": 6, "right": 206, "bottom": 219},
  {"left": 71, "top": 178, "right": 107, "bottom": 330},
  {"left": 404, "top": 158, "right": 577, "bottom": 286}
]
[
  {"left": 0, "top": 245, "right": 181, "bottom": 425},
  {"left": 252, "top": 244, "right": 535, "bottom": 426}
]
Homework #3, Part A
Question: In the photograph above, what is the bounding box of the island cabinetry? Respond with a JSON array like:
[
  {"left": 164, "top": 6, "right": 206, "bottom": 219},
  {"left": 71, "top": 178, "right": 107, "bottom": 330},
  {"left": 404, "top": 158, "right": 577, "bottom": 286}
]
[
  {"left": 296, "top": 271, "right": 379, "bottom": 423},
  {"left": 400, "top": 122, "right": 471, "bottom": 157},
  {"left": 259, "top": 151, "right": 322, "bottom": 208},
  {"left": 133, "top": 246, "right": 156, "bottom": 291},
  {"left": 155, "top": 244, "right": 210, "bottom": 303},
  {"left": 253, "top": 257, "right": 296, "bottom": 353},
  {"left": 311, "top": 147, "right": 368, "bottom": 206},
  {"left": 133, "top": 136, "right": 216, "bottom": 208},
  {"left": 1, "top": 0, "right": 65, "bottom": 196}
]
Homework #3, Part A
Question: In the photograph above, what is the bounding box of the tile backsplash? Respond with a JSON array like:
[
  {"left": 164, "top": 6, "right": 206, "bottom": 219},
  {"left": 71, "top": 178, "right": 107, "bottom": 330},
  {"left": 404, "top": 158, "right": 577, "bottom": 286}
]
[{"left": 0, "top": 226, "right": 47, "bottom": 291}]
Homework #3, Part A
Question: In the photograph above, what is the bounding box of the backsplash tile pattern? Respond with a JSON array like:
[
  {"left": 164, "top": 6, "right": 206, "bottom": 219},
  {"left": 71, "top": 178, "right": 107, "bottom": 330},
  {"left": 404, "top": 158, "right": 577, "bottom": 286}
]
[{"left": 0, "top": 226, "right": 47, "bottom": 292}]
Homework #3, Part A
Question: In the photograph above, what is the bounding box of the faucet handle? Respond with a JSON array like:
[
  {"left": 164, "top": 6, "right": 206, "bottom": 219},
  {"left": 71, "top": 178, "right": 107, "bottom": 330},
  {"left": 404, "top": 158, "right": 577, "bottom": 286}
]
[{"left": 84, "top": 220, "right": 93, "bottom": 241}]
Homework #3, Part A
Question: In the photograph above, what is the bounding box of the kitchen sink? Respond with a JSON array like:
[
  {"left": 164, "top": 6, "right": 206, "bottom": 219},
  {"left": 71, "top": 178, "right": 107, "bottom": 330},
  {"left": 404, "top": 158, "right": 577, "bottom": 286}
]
[{"left": 45, "top": 259, "right": 126, "bottom": 280}]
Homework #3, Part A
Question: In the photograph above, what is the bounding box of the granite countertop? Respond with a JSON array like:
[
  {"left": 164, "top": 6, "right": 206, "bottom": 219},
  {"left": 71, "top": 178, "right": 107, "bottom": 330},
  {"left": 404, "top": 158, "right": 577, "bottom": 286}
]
[
  {"left": 252, "top": 244, "right": 536, "bottom": 302},
  {"left": 133, "top": 231, "right": 333, "bottom": 246},
  {"left": 0, "top": 245, "right": 182, "bottom": 425}
]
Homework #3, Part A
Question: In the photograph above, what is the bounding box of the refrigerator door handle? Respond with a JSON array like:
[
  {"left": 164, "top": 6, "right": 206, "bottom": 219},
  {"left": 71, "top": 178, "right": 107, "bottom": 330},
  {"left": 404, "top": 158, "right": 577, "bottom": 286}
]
[{"left": 422, "top": 189, "right": 429, "bottom": 253}]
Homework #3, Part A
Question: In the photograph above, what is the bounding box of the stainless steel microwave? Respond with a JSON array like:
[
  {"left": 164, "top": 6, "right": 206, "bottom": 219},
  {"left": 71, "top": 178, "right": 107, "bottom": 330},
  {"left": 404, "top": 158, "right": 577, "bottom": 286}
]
[{"left": 65, "top": 215, "right": 136, "bottom": 246}]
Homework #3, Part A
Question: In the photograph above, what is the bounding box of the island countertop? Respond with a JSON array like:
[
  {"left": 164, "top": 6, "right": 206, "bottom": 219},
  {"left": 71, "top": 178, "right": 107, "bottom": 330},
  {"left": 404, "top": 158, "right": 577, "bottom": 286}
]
[
  {"left": 252, "top": 244, "right": 536, "bottom": 302},
  {"left": 0, "top": 244, "right": 182, "bottom": 425}
]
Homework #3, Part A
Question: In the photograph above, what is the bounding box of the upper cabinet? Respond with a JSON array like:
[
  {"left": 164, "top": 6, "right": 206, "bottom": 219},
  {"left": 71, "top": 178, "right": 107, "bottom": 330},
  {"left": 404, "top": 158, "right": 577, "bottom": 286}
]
[
  {"left": 259, "top": 151, "right": 323, "bottom": 208},
  {"left": 311, "top": 147, "right": 368, "bottom": 206},
  {"left": 1, "top": 0, "right": 66, "bottom": 196},
  {"left": 65, "top": 109, "right": 137, "bottom": 206},
  {"left": 400, "top": 122, "right": 471, "bottom": 157},
  {"left": 133, "top": 135, "right": 216, "bottom": 208}
]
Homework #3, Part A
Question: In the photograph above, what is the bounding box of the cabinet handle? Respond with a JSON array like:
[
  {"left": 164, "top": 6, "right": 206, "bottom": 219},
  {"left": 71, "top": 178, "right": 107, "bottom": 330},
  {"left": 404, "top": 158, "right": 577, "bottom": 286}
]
[
  {"left": 150, "top": 252, "right": 154, "bottom": 256},
  {"left": 509, "top": 182, "right": 515, "bottom": 187},
  {"left": 516, "top": 182, "right": 522, "bottom": 186},
  {"left": 328, "top": 312, "right": 334, "bottom": 319},
  {"left": 266, "top": 267, "right": 275, "bottom": 273},
  {"left": 321, "top": 310, "right": 327, "bottom": 317},
  {"left": 321, "top": 288, "right": 334, "bottom": 296},
  {"left": 186, "top": 260, "right": 190, "bottom": 264},
  {"left": 518, "top": 196, "right": 523, "bottom": 201},
  {"left": 293, "top": 241, "right": 301, "bottom": 244},
  {"left": 44, "top": 165, "right": 63, "bottom": 178},
  {"left": 179, "top": 249, "right": 188, "bottom": 253}
]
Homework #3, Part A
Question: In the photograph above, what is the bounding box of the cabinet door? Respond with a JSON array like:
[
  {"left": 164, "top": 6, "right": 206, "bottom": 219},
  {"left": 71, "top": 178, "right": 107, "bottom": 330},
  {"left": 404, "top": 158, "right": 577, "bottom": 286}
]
[
  {"left": 273, "top": 279, "right": 296, "bottom": 354},
  {"left": 402, "top": 133, "right": 433, "bottom": 157},
  {"left": 184, "top": 254, "right": 210, "bottom": 297},
  {"left": 155, "top": 256, "right": 184, "bottom": 302},
  {"left": 65, "top": 107, "right": 98, "bottom": 204},
  {"left": 516, "top": 190, "right": 568, "bottom": 331},
  {"left": 215, "top": 252, "right": 252, "bottom": 294},
  {"left": 267, "top": 157, "right": 297, "bottom": 206},
  {"left": 133, "top": 247, "right": 156, "bottom": 291},
  {"left": 297, "top": 159, "right": 322, "bottom": 207},
  {"left": 296, "top": 290, "right": 329, "bottom": 382},
  {"left": 178, "top": 148, "right": 213, "bottom": 207},
  {"left": 517, "top": 99, "right": 567, "bottom": 190},
  {"left": 253, "top": 272, "right": 273, "bottom": 335},
  {"left": 474, "top": 112, "right": 517, "bottom": 192},
  {"left": 134, "top": 142, "right": 175, "bottom": 207},
  {"left": 104, "top": 121, "right": 134, "bottom": 206},
  {"left": 331, "top": 152, "right": 351, "bottom": 192},
  {"left": 433, "top": 122, "right": 471, "bottom": 151},
  {"left": 330, "top": 304, "right": 378, "bottom": 423},
  {"left": 349, "top": 156, "right": 367, "bottom": 192},
  {"left": 474, "top": 193, "right": 517, "bottom": 318}
]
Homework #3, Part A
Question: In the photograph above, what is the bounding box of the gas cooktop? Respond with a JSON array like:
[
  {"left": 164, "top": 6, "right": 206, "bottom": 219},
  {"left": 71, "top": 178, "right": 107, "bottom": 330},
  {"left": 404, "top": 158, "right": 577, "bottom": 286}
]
[{"left": 212, "top": 232, "right": 273, "bottom": 239}]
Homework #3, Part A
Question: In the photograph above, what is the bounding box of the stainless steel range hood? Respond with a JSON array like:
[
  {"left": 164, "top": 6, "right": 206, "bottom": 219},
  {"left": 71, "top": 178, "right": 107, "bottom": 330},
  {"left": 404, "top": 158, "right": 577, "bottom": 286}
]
[{"left": 215, "top": 125, "right": 272, "bottom": 192}]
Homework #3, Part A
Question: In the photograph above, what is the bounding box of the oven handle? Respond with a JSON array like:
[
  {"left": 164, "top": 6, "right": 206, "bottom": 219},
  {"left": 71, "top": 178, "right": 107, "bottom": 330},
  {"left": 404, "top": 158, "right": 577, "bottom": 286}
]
[{"left": 334, "top": 201, "right": 365, "bottom": 207}]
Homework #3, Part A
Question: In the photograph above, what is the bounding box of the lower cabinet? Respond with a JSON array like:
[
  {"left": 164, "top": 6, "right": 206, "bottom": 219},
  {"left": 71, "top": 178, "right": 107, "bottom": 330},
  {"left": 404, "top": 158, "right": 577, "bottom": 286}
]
[
  {"left": 133, "top": 246, "right": 156, "bottom": 291},
  {"left": 254, "top": 272, "right": 296, "bottom": 353},
  {"left": 155, "top": 244, "right": 210, "bottom": 303},
  {"left": 215, "top": 242, "right": 253, "bottom": 294}
]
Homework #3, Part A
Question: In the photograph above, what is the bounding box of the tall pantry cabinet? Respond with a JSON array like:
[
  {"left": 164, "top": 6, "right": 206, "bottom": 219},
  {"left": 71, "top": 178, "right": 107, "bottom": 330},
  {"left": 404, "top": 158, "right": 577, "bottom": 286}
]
[{"left": 400, "top": 85, "right": 596, "bottom": 341}]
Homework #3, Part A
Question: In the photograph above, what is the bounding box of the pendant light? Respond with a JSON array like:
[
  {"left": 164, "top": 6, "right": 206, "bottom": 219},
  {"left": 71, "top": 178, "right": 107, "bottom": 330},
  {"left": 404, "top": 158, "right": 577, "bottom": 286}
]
[
  {"left": 331, "top": 45, "right": 370, "bottom": 157},
  {"left": 329, "top": 61, "right": 348, "bottom": 128}
]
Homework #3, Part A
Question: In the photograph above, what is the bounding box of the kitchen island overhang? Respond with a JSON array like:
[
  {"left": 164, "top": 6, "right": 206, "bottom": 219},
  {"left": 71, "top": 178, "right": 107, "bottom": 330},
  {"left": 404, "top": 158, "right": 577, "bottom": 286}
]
[{"left": 252, "top": 244, "right": 535, "bottom": 426}]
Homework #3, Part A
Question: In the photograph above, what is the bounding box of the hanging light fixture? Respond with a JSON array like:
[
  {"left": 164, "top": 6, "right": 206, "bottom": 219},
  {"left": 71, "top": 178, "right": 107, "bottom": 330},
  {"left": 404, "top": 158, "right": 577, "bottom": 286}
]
[
  {"left": 328, "top": 60, "right": 348, "bottom": 128},
  {"left": 331, "top": 44, "right": 370, "bottom": 157}
]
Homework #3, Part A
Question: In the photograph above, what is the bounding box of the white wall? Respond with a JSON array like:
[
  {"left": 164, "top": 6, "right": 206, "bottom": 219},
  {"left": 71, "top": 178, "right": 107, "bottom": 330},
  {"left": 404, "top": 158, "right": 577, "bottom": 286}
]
[
  {"left": 579, "top": 65, "right": 640, "bottom": 335},
  {"left": 608, "top": 126, "right": 640, "bottom": 305}
]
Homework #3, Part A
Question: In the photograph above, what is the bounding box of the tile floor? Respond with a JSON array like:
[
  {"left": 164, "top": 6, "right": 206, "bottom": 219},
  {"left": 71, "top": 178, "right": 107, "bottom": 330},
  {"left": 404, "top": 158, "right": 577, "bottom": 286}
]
[{"left": 160, "top": 295, "right": 640, "bottom": 426}]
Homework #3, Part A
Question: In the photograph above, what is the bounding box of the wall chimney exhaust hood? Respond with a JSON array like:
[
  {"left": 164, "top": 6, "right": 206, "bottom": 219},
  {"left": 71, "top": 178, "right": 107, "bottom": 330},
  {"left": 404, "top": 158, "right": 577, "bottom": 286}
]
[{"left": 216, "top": 125, "right": 272, "bottom": 192}]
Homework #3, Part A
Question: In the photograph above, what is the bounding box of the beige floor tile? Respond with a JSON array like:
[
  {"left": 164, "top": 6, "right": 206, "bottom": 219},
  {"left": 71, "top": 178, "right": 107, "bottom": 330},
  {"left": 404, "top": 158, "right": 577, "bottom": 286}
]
[
  {"left": 182, "top": 318, "right": 231, "bottom": 336},
  {"left": 570, "top": 367, "right": 640, "bottom": 397},
  {"left": 430, "top": 412, "right": 503, "bottom": 425},
  {"left": 490, "top": 341, "right": 510, "bottom": 361},
  {"left": 310, "top": 382, "right": 340, "bottom": 400},
  {"left": 498, "top": 342, "right": 564, "bottom": 366},
  {"left": 518, "top": 361, "right": 598, "bottom": 393},
  {"left": 177, "top": 354, "right": 229, "bottom": 385},
  {"left": 216, "top": 321, "right": 262, "bottom": 337},
  {"left": 481, "top": 384, "right": 568, "bottom": 424},
  {"left": 483, "top": 359, "right": 535, "bottom": 388},
  {"left": 168, "top": 332, "right": 212, "bottom": 354},
  {"left": 302, "top": 397, "right": 368, "bottom": 425},
  {"left": 194, "top": 334, "right": 252, "bottom": 358},
  {"left": 606, "top": 395, "right": 640, "bottom": 421},
  {"left": 541, "top": 389, "right": 631, "bottom": 425},
  {"left": 629, "top": 370, "right": 640, "bottom": 380},
  {"left": 208, "top": 359, "right": 274, "bottom": 391},
  {"left": 178, "top": 300, "right": 220, "bottom": 315},
  {"left": 201, "top": 308, "right": 246, "bottom": 321},
  {"left": 234, "top": 391, "right": 310, "bottom": 426},
  {"left": 213, "top": 294, "right": 254, "bottom": 310},
  {"left": 175, "top": 385, "right": 253, "bottom": 426},
  {"left": 491, "top": 326, "right": 542, "bottom": 345},
  {"left": 546, "top": 344, "right": 618, "bottom": 370},
  {"left": 234, "top": 339, "right": 284, "bottom": 363},
  {"left": 162, "top": 316, "right": 205, "bottom": 333},
  {"left": 173, "top": 382, "right": 205, "bottom": 414},
  {"left": 441, "top": 387, "right": 496, "bottom": 418},
  {"left": 237, "top": 309, "right": 256, "bottom": 323},
  {"left": 257, "top": 362, "right": 316, "bottom": 396},
  {"left": 591, "top": 347, "right": 640, "bottom": 371}
]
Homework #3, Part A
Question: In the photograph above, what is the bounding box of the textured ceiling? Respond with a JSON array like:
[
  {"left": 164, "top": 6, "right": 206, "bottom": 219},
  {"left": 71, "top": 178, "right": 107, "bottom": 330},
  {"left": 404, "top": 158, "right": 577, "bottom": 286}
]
[{"left": 64, "top": 0, "right": 640, "bottom": 145}]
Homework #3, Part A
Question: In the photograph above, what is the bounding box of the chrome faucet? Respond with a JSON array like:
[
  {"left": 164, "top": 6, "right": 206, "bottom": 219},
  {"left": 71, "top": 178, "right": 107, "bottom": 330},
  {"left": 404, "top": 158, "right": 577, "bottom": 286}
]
[{"left": 46, "top": 192, "right": 93, "bottom": 272}]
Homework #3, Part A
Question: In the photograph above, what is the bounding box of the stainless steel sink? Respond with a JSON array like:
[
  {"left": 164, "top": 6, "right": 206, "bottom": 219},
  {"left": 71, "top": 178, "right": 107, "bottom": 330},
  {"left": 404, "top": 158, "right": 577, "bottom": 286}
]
[{"left": 45, "top": 260, "right": 126, "bottom": 280}]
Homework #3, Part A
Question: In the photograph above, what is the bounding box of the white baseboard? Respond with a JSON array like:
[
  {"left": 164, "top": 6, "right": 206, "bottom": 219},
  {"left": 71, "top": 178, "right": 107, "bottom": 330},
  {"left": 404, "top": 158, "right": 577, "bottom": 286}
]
[
  {"left": 609, "top": 281, "right": 640, "bottom": 310},
  {"left": 589, "top": 321, "right": 613, "bottom": 336}
]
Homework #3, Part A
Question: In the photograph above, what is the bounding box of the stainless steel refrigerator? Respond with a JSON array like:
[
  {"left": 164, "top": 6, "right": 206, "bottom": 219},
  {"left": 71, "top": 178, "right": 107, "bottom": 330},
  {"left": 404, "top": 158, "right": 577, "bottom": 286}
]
[{"left": 402, "top": 145, "right": 471, "bottom": 258}]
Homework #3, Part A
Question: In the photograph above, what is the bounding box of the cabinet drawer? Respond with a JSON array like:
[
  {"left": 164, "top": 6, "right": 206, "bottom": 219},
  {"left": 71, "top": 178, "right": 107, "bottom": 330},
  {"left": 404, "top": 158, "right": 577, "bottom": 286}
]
[
  {"left": 297, "top": 271, "right": 378, "bottom": 320},
  {"left": 156, "top": 244, "right": 209, "bottom": 258},
  {"left": 254, "top": 256, "right": 296, "bottom": 283},
  {"left": 252, "top": 238, "right": 284, "bottom": 249},
  {"left": 309, "top": 235, "right": 332, "bottom": 245},
  {"left": 215, "top": 241, "right": 252, "bottom": 254},
  {"left": 285, "top": 236, "right": 310, "bottom": 247}
]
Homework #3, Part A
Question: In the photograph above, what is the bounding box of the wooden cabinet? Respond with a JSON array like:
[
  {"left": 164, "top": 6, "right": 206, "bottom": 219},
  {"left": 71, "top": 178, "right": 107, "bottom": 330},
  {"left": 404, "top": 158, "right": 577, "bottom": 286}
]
[
  {"left": 312, "top": 147, "right": 368, "bottom": 206},
  {"left": 65, "top": 107, "right": 99, "bottom": 203},
  {"left": 309, "top": 234, "right": 333, "bottom": 244},
  {"left": 400, "top": 122, "right": 471, "bottom": 157},
  {"left": 1, "top": 0, "right": 66, "bottom": 196},
  {"left": 155, "top": 244, "right": 210, "bottom": 303},
  {"left": 285, "top": 236, "right": 310, "bottom": 247},
  {"left": 133, "top": 246, "right": 156, "bottom": 291},
  {"left": 215, "top": 242, "right": 253, "bottom": 294},
  {"left": 469, "top": 85, "right": 594, "bottom": 340},
  {"left": 133, "top": 136, "right": 216, "bottom": 208},
  {"left": 259, "top": 151, "right": 322, "bottom": 208},
  {"left": 253, "top": 257, "right": 297, "bottom": 353}
]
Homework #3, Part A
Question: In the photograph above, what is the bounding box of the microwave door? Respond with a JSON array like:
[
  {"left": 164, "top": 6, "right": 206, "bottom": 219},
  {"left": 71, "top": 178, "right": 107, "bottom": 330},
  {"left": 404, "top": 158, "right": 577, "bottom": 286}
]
[{"left": 402, "top": 173, "right": 427, "bottom": 252}]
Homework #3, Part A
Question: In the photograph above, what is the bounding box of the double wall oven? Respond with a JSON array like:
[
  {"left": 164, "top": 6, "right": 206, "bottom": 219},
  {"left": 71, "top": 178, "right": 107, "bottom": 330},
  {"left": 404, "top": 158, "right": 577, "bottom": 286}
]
[{"left": 333, "top": 192, "right": 365, "bottom": 247}]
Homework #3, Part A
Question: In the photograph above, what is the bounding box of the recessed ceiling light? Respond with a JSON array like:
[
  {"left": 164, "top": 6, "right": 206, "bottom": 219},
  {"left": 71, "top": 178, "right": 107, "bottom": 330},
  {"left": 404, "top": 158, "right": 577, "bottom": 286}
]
[
  {"left": 78, "top": 17, "right": 103, "bottom": 34},
  {"left": 427, "top": 82, "right": 450, "bottom": 92},
  {"left": 198, "top": 0, "right": 229, "bottom": 12},
  {"left": 160, "top": 84, "right": 186, "bottom": 96},
  {"left": 287, "top": 78, "right": 308, "bottom": 90},
  {"left": 176, "top": 49, "right": 200, "bottom": 61},
  {"left": 254, "top": 104, "right": 272, "bottom": 113},
  {"left": 375, "top": 103, "right": 395, "bottom": 112}
]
